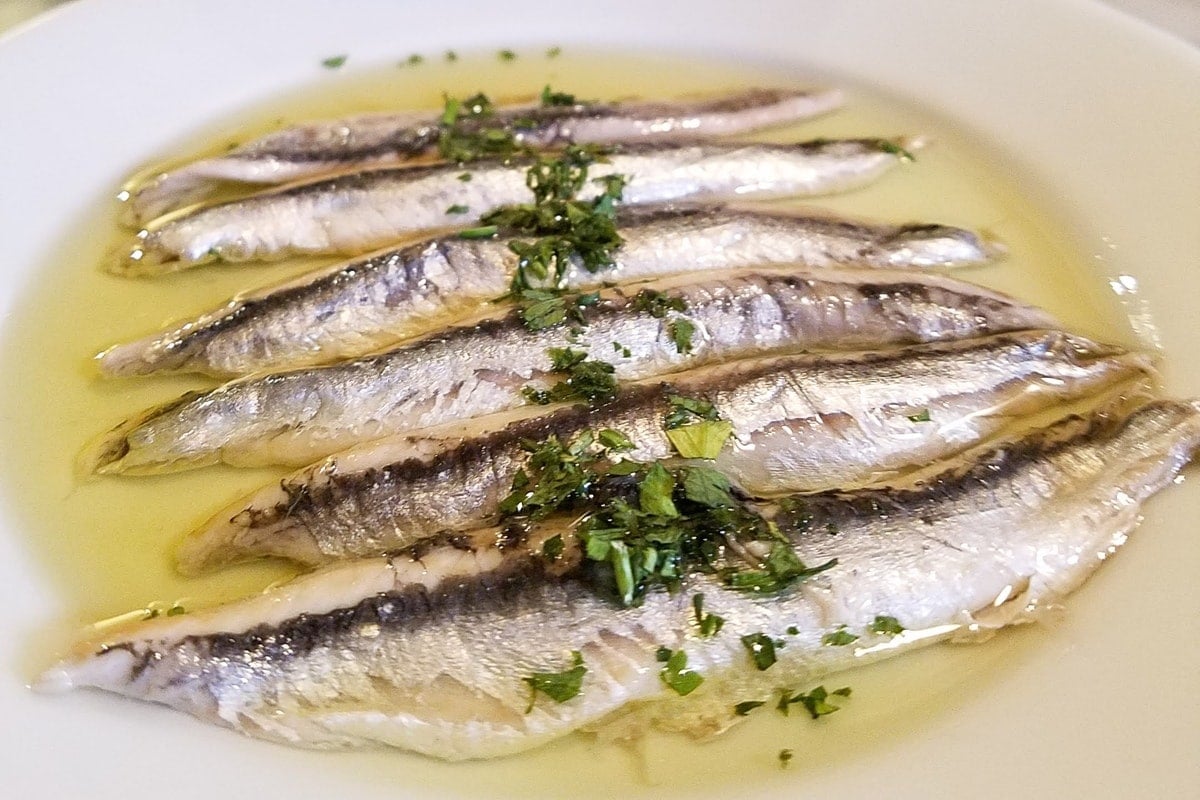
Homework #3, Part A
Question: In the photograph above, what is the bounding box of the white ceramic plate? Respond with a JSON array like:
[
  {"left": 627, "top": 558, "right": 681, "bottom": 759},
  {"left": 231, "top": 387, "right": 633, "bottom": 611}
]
[{"left": 1, "top": 1, "right": 1197, "bottom": 797}]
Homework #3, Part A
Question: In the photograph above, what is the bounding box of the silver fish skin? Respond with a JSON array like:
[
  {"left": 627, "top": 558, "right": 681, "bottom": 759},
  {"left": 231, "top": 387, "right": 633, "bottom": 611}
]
[
  {"left": 121, "top": 88, "right": 844, "bottom": 225},
  {"left": 115, "top": 138, "right": 918, "bottom": 274},
  {"left": 86, "top": 267, "right": 1055, "bottom": 475},
  {"left": 175, "top": 331, "right": 1150, "bottom": 573},
  {"left": 98, "top": 205, "right": 1000, "bottom": 378},
  {"left": 39, "top": 399, "right": 1200, "bottom": 759}
]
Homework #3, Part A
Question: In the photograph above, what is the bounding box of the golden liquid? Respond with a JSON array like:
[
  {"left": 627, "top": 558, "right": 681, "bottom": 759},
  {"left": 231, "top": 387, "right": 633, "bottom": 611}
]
[{"left": 0, "top": 50, "right": 1142, "bottom": 796}]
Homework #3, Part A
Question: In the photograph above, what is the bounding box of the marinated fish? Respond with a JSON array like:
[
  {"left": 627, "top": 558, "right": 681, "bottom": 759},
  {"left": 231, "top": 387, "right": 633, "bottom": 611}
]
[
  {"left": 115, "top": 139, "right": 919, "bottom": 273},
  {"left": 121, "top": 88, "right": 844, "bottom": 225},
  {"left": 176, "top": 331, "right": 1150, "bottom": 573},
  {"left": 40, "top": 399, "right": 1200, "bottom": 759},
  {"left": 99, "top": 206, "right": 1000, "bottom": 378},
  {"left": 86, "top": 268, "right": 1054, "bottom": 475}
]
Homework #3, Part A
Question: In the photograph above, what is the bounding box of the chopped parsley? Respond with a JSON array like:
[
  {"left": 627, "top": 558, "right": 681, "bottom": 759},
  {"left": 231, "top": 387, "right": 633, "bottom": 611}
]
[
  {"left": 320, "top": 55, "right": 347, "bottom": 69},
  {"left": 516, "top": 289, "right": 598, "bottom": 331},
  {"left": 906, "top": 408, "right": 931, "bottom": 423},
  {"left": 734, "top": 700, "right": 766, "bottom": 716},
  {"left": 166, "top": 603, "right": 186, "bottom": 617},
  {"left": 404, "top": 53, "right": 423, "bottom": 66},
  {"left": 445, "top": 50, "right": 458, "bottom": 62},
  {"left": 499, "top": 48, "right": 517, "bottom": 61},
  {"left": 597, "top": 429, "right": 634, "bottom": 451},
  {"left": 541, "top": 85, "right": 578, "bottom": 107},
  {"left": 668, "top": 318, "right": 696, "bottom": 354},
  {"left": 541, "top": 534, "right": 565, "bottom": 561},
  {"left": 457, "top": 224, "right": 498, "bottom": 240},
  {"left": 777, "top": 685, "right": 850, "bottom": 719},
  {"left": 658, "top": 648, "right": 703, "bottom": 696},
  {"left": 870, "top": 615, "right": 905, "bottom": 635},
  {"left": 523, "top": 346, "right": 617, "bottom": 406},
  {"left": 692, "top": 593, "right": 725, "bottom": 638},
  {"left": 446, "top": 204, "right": 470, "bottom": 215},
  {"left": 498, "top": 432, "right": 836, "bottom": 607},
  {"left": 778, "top": 749, "right": 794, "bottom": 767},
  {"left": 523, "top": 651, "right": 587, "bottom": 712},
  {"left": 725, "top": 530, "right": 837, "bottom": 594},
  {"left": 877, "top": 139, "right": 916, "bottom": 161},
  {"left": 821, "top": 626, "right": 859, "bottom": 646},
  {"left": 480, "top": 145, "right": 626, "bottom": 300},
  {"left": 631, "top": 288, "right": 687, "bottom": 318},
  {"left": 663, "top": 394, "right": 720, "bottom": 430},
  {"left": 436, "top": 92, "right": 523, "bottom": 164},
  {"left": 665, "top": 419, "right": 732, "bottom": 460},
  {"left": 546, "top": 46, "right": 562, "bottom": 58},
  {"left": 740, "top": 633, "right": 778, "bottom": 671}
]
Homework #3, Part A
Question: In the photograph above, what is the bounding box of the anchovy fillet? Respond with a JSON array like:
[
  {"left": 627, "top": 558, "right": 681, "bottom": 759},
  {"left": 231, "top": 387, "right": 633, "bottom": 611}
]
[
  {"left": 121, "top": 88, "right": 844, "bottom": 225},
  {"left": 175, "top": 331, "right": 1149, "bottom": 573},
  {"left": 98, "top": 206, "right": 999, "bottom": 378},
  {"left": 40, "top": 399, "right": 1200, "bottom": 759},
  {"left": 115, "top": 139, "right": 918, "bottom": 274},
  {"left": 86, "top": 268, "right": 1055, "bottom": 475}
]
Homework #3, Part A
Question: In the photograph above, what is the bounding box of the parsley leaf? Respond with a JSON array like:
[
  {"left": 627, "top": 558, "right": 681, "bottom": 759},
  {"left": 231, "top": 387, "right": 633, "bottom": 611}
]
[
  {"left": 541, "top": 85, "right": 578, "bottom": 107},
  {"left": 523, "top": 651, "right": 586, "bottom": 712},
  {"left": 665, "top": 420, "right": 733, "bottom": 460},
  {"left": 321, "top": 55, "right": 347, "bottom": 69},
  {"left": 692, "top": 593, "right": 725, "bottom": 638},
  {"left": 779, "top": 749, "right": 794, "bottom": 767},
  {"left": 663, "top": 394, "right": 719, "bottom": 430},
  {"left": 906, "top": 408, "right": 931, "bottom": 423},
  {"left": 777, "top": 685, "right": 845, "bottom": 719},
  {"left": 680, "top": 467, "right": 735, "bottom": 508},
  {"left": 740, "top": 632, "right": 778, "bottom": 671},
  {"left": 659, "top": 649, "right": 703, "bottom": 696},
  {"left": 524, "top": 346, "right": 617, "bottom": 406},
  {"left": 726, "top": 539, "right": 837, "bottom": 594},
  {"left": 870, "top": 615, "right": 905, "bottom": 635},
  {"left": 821, "top": 626, "right": 860, "bottom": 647},
  {"left": 638, "top": 463, "right": 679, "bottom": 518},
  {"left": 734, "top": 700, "right": 765, "bottom": 716},
  {"left": 630, "top": 288, "right": 687, "bottom": 318},
  {"left": 668, "top": 318, "right": 696, "bottom": 354}
]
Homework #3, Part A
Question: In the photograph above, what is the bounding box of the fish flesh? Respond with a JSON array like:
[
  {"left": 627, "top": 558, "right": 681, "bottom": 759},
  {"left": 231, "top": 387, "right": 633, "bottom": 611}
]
[
  {"left": 85, "top": 268, "right": 1055, "bottom": 475},
  {"left": 115, "top": 139, "right": 919, "bottom": 273},
  {"left": 120, "top": 88, "right": 844, "bottom": 225},
  {"left": 39, "top": 398, "right": 1200, "bottom": 759},
  {"left": 175, "top": 331, "right": 1149, "bottom": 573},
  {"left": 98, "top": 206, "right": 1001, "bottom": 378}
]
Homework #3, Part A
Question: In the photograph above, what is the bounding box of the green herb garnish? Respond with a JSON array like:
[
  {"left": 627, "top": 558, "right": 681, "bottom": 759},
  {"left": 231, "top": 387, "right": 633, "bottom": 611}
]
[
  {"left": 734, "top": 700, "right": 765, "bottom": 716},
  {"left": 726, "top": 535, "right": 837, "bottom": 594},
  {"left": 630, "top": 288, "right": 687, "bottom": 318},
  {"left": 906, "top": 408, "right": 931, "bottom": 423},
  {"left": 659, "top": 649, "right": 703, "bottom": 696},
  {"left": 542, "top": 534, "right": 565, "bottom": 561},
  {"left": 870, "top": 615, "right": 905, "bottom": 635},
  {"left": 405, "top": 53, "right": 423, "bottom": 66},
  {"left": 523, "top": 651, "right": 586, "bottom": 712},
  {"left": 445, "top": 50, "right": 458, "bottom": 62},
  {"left": 546, "top": 46, "right": 562, "bottom": 58},
  {"left": 668, "top": 318, "right": 696, "bottom": 355},
  {"left": 740, "top": 633, "right": 778, "bottom": 671},
  {"left": 457, "top": 224, "right": 498, "bottom": 240},
  {"left": 663, "top": 394, "right": 719, "bottom": 430},
  {"left": 321, "top": 55, "right": 347, "bottom": 69},
  {"left": 778, "top": 749, "right": 794, "bottom": 767},
  {"left": 777, "top": 685, "right": 846, "bottom": 719},
  {"left": 498, "top": 49, "right": 517, "bottom": 61},
  {"left": 446, "top": 204, "right": 470, "bottom": 215},
  {"left": 821, "top": 626, "right": 859, "bottom": 646},
  {"left": 692, "top": 594, "right": 725, "bottom": 638},
  {"left": 665, "top": 420, "right": 732, "bottom": 459},
  {"left": 541, "top": 85, "right": 578, "bottom": 107},
  {"left": 877, "top": 139, "right": 916, "bottom": 161},
  {"left": 524, "top": 346, "right": 617, "bottom": 406}
]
